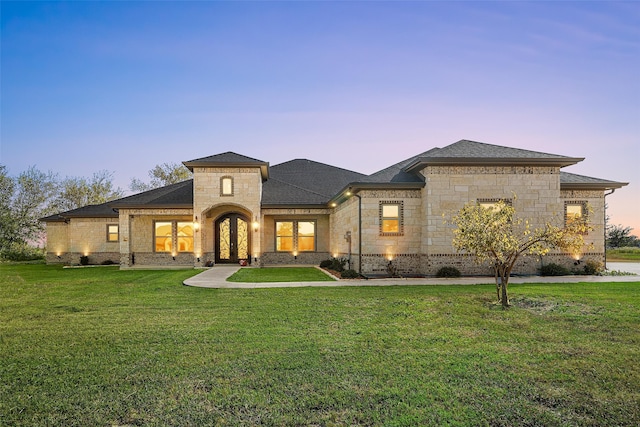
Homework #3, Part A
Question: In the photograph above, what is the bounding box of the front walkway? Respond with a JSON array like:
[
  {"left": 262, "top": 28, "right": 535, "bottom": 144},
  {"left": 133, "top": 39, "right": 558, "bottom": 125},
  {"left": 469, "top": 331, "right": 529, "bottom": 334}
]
[{"left": 183, "top": 265, "right": 640, "bottom": 288}]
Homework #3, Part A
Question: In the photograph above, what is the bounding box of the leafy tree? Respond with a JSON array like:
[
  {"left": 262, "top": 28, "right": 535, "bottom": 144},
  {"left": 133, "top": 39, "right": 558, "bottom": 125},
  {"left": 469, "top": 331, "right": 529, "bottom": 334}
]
[
  {"left": 129, "top": 162, "right": 191, "bottom": 193},
  {"left": 53, "top": 170, "right": 124, "bottom": 212},
  {"left": 606, "top": 224, "right": 639, "bottom": 248},
  {"left": 0, "top": 165, "right": 123, "bottom": 259},
  {"left": 0, "top": 166, "right": 58, "bottom": 254},
  {"left": 447, "top": 198, "right": 591, "bottom": 308}
]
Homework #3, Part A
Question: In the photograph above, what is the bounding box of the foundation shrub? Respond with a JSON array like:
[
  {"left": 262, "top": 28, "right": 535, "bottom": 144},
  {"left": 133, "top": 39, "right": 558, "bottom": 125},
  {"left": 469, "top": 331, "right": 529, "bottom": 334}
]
[
  {"left": 540, "top": 263, "right": 570, "bottom": 276},
  {"left": 320, "top": 257, "right": 347, "bottom": 272},
  {"left": 80, "top": 255, "right": 89, "bottom": 266},
  {"left": 436, "top": 266, "right": 462, "bottom": 278},
  {"left": 341, "top": 269, "right": 360, "bottom": 279},
  {"left": 583, "top": 260, "right": 604, "bottom": 275}
]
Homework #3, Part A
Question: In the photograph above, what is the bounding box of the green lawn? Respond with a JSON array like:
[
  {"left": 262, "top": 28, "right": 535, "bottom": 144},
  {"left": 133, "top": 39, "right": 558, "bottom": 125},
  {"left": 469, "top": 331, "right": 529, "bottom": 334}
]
[
  {"left": 607, "top": 247, "right": 640, "bottom": 261},
  {"left": 227, "top": 266, "right": 335, "bottom": 282},
  {"left": 1, "top": 264, "right": 639, "bottom": 426}
]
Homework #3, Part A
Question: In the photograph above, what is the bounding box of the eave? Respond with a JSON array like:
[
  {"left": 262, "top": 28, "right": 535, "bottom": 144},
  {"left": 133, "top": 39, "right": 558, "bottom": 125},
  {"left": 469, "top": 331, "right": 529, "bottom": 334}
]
[
  {"left": 404, "top": 157, "right": 585, "bottom": 173},
  {"left": 328, "top": 181, "right": 425, "bottom": 206},
  {"left": 561, "top": 182, "right": 629, "bottom": 191}
]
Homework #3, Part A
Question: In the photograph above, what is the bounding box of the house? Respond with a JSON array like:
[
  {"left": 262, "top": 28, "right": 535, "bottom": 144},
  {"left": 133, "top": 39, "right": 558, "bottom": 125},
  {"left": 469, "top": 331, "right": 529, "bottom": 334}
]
[{"left": 41, "top": 140, "right": 628, "bottom": 276}]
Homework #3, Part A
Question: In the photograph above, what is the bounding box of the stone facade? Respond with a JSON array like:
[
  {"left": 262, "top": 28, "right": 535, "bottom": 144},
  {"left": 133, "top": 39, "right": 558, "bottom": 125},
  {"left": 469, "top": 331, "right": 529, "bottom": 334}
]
[{"left": 42, "top": 142, "right": 623, "bottom": 277}]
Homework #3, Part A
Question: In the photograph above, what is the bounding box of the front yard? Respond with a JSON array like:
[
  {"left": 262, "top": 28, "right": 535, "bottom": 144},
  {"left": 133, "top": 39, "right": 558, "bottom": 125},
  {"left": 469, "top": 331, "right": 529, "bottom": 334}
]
[{"left": 1, "top": 264, "right": 638, "bottom": 426}]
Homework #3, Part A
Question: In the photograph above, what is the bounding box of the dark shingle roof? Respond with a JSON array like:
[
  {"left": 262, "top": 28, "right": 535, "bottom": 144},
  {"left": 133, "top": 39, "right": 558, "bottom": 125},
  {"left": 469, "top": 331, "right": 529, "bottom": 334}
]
[
  {"left": 262, "top": 159, "right": 366, "bottom": 206},
  {"left": 183, "top": 151, "right": 269, "bottom": 179},
  {"left": 109, "top": 180, "right": 193, "bottom": 208},
  {"left": 560, "top": 172, "right": 628, "bottom": 190},
  {"left": 404, "top": 140, "right": 584, "bottom": 172},
  {"left": 40, "top": 202, "right": 118, "bottom": 222}
]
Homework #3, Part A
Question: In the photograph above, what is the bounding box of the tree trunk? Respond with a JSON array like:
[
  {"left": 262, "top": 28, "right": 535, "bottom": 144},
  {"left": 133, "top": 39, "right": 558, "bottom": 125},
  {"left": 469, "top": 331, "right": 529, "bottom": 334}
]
[
  {"left": 500, "top": 276, "right": 510, "bottom": 308},
  {"left": 494, "top": 266, "right": 500, "bottom": 301}
]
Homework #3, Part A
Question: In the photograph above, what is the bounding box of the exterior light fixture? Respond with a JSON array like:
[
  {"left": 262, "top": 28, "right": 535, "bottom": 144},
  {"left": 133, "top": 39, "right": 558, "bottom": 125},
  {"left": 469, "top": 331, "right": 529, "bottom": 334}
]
[
  {"left": 331, "top": 202, "right": 337, "bottom": 207},
  {"left": 172, "top": 252, "right": 176, "bottom": 261},
  {"left": 194, "top": 216, "right": 200, "bottom": 231},
  {"left": 293, "top": 251, "right": 298, "bottom": 260},
  {"left": 253, "top": 221, "right": 259, "bottom": 232}
]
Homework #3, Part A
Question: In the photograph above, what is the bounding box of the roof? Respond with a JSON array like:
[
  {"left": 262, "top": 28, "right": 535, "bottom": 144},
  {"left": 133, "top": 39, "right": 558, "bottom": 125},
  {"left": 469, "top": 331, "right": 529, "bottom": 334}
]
[
  {"left": 262, "top": 159, "right": 366, "bottom": 206},
  {"left": 109, "top": 180, "right": 193, "bottom": 209},
  {"left": 41, "top": 141, "right": 628, "bottom": 219},
  {"left": 560, "top": 171, "right": 628, "bottom": 190},
  {"left": 39, "top": 202, "right": 118, "bottom": 222},
  {"left": 404, "top": 140, "right": 584, "bottom": 172},
  {"left": 183, "top": 151, "right": 269, "bottom": 180}
]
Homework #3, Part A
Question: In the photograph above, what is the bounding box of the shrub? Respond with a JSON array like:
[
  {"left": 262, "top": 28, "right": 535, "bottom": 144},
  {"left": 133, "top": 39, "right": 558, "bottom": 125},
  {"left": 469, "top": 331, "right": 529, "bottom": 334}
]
[
  {"left": 101, "top": 260, "right": 116, "bottom": 265},
  {"left": 319, "top": 259, "right": 333, "bottom": 269},
  {"left": 341, "top": 269, "right": 360, "bottom": 279},
  {"left": 80, "top": 255, "right": 90, "bottom": 266},
  {"left": 320, "top": 257, "right": 347, "bottom": 272},
  {"left": 0, "top": 244, "right": 45, "bottom": 262},
  {"left": 540, "top": 263, "right": 570, "bottom": 276},
  {"left": 436, "top": 266, "right": 461, "bottom": 278},
  {"left": 583, "top": 260, "right": 604, "bottom": 275}
]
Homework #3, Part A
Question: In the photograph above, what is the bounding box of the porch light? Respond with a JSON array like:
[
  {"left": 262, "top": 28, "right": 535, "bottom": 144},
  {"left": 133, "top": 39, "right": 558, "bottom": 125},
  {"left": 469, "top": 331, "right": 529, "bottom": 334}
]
[
  {"left": 331, "top": 202, "right": 337, "bottom": 207},
  {"left": 253, "top": 221, "right": 259, "bottom": 232},
  {"left": 346, "top": 191, "right": 352, "bottom": 196},
  {"left": 194, "top": 216, "right": 200, "bottom": 231}
]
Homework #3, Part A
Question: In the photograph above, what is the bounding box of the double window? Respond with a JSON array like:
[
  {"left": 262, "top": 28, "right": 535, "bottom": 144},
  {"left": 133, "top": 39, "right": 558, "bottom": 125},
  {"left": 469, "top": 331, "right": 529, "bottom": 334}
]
[
  {"left": 379, "top": 202, "right": 403, "bottom": 236},
  {"left": 154, "top": 221, "right": 194, "bottom": 253},
  {"left": 275, "top": 221, "right": 316, "bottom": 252}
]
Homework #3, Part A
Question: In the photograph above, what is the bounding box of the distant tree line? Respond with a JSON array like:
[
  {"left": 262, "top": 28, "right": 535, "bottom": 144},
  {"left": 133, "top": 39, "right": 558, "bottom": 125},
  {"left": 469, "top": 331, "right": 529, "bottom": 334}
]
[
  {"left": 0, "top": 162, "right": 190, "bottom": 261},
  {"left": 606, "top": 224, "right": 640, "bottom": 248}
]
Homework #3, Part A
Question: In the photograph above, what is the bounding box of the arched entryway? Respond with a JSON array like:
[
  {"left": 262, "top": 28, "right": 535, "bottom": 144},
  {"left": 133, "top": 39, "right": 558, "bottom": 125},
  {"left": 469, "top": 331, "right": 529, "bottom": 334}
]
[{"left": 214, "top": 213, "right": 251, "bottom": 264}]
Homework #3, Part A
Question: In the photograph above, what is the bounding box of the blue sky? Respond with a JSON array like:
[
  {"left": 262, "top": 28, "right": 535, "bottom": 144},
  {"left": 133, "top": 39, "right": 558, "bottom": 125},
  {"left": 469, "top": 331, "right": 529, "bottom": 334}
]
[{"left": 2, "top": 1, "right": 638, "bottom": 233}]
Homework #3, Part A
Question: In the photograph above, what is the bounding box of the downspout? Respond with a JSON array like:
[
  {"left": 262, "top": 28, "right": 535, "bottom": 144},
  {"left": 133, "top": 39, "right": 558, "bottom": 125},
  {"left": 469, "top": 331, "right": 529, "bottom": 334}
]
[
  {"left": 356, "top": 193, "right": 362, "bottom": 275},
  {"left": 604, "top": 189, "right": 615, "bottom": 270}
]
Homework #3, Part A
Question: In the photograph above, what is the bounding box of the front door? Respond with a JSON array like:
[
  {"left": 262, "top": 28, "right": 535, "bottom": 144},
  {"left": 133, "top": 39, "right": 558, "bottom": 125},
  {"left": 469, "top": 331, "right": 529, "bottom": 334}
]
[{"left": 215, "top": 213, "right": 250, "bottom": 264}]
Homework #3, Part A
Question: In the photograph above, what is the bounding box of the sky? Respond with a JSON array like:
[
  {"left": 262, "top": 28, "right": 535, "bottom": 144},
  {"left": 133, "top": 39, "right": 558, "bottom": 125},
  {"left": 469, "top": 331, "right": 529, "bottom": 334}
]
[{"left": 1, "top": 1, "right": 639, "bottom": 234}]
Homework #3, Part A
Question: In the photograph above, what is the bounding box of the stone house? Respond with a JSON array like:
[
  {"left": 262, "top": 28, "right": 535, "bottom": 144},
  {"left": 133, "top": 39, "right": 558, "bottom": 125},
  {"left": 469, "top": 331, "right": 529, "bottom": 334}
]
[{"left": 41, "top": 140, "right": 627, "bottom": 276}]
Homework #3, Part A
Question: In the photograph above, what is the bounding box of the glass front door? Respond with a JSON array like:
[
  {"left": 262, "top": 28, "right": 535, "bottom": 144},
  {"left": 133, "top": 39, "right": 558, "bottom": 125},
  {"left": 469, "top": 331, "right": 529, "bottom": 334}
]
[{"left": 215, "top": 214, "right": 249, "bottom": 263}]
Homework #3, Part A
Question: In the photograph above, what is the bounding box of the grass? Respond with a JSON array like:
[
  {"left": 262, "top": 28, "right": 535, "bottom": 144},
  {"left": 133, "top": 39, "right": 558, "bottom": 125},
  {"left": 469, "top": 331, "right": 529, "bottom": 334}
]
[
  {"left": 227, "top": 266, "right": 335, "bottom": 282},
  {"left": 607, "top": 247, "right": 640, "bottom": 261},
  {"left": 1, "top": 264, "right": 639, "bottom": 426}
]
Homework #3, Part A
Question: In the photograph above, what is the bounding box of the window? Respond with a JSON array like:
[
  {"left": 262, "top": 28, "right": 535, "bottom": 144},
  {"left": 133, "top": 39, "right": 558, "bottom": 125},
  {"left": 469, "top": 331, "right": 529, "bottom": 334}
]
[
  {"left": 154, "top": 221, "right": 196, "bottom": 253},
  {"left": 275, "top": 220, "right": 316, "bottom": 252},
  {"left": 565, "top": 201, "right": 587, "bottom": 228},
  {"left": 177, "top": 222, "right": 194, "bottom": 252},
  {"left": 155, "top": 222, "right": 173, "bottom": 252},
  {"left": 221, "top": 176, "right": 233, "bottom": 196},
  {"left": 379, "top": 202, "right": 403, "bottom": 235},
  {"left": 107, "top": 224, "right": 119, "bottom": 242},
  {"left": 297, "top": 222, "right": 316, "bottom": 252}
]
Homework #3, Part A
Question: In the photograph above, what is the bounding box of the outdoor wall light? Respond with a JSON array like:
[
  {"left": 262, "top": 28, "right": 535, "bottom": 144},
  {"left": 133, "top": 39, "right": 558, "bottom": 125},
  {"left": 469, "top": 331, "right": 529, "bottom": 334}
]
[
  {"left": 172, "top": 252, "right": 176, "bottom": 261},
  {"left": 194, "top": 216, "right": 200, "bottom": 231},
  {"left": 331, "top": 202, "right": 337, "bottom": 207},
  {"left": 253, "top": 221, "right": 259, "bottom": 232},
  {"left": 293, "top": 251, "right": 298, "bottom": 260}
]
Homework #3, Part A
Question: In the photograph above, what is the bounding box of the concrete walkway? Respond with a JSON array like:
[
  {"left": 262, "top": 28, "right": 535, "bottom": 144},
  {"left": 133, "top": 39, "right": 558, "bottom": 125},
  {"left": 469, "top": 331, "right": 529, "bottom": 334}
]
[{"left": 183, "top": 264, "right": 640, "bottom": 289}]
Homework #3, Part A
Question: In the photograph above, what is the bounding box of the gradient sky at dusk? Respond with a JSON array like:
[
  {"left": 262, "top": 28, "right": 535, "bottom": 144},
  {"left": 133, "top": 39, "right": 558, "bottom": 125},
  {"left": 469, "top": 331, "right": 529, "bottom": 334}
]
[{"left": 2, "top": 1, "right": 638, "bottom": 233}]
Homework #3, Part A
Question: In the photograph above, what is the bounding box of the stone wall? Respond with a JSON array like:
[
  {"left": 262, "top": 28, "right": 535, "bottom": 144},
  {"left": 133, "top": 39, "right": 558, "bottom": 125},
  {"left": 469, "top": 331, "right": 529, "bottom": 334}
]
[
  {"left": 118, "top": 208, "right": 193, "bottom": 267},
  {"left": 45, "top": 218, "right": 120, "bottom": 265},
  {"left": 193, "top": 167, "right": 262, "bottom": 264}
]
